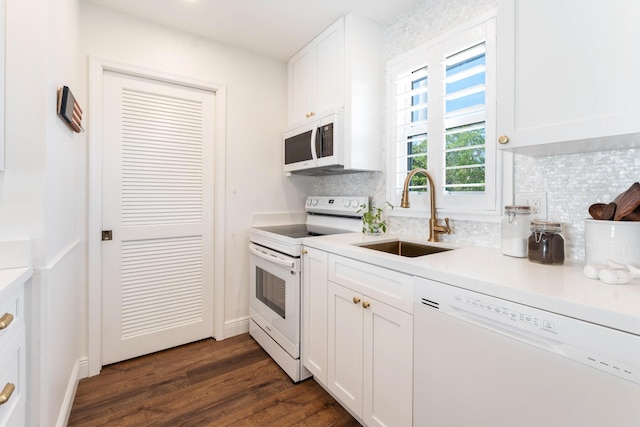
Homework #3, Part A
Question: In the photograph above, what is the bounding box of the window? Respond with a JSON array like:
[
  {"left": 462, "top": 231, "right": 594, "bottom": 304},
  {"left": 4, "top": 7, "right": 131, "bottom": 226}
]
[{"left": 388, "top": 16, "right": 500, "bottom": 216}]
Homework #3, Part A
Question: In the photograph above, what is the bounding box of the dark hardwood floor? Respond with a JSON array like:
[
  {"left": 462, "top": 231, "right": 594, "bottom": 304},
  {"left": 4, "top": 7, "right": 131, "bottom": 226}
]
[{"left": 68, "top": 334, "right": 360, "bottom": 426}]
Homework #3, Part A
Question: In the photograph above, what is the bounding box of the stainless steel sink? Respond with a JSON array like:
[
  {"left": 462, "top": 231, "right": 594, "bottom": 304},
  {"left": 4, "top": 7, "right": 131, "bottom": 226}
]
[{"left": 357, "top": 240, "right": 453, "bottom": 258}]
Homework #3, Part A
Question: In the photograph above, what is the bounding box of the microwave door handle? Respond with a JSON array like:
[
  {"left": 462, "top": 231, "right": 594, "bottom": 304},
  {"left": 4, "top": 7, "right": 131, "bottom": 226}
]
[{"left": 310, "top": 122, "right": 319, "bottom": 166}]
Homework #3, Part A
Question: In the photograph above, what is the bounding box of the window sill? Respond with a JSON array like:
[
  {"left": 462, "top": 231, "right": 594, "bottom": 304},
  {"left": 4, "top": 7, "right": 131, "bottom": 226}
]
[{"left": 388, "top": 206, "right": 502, "bottom": 224}]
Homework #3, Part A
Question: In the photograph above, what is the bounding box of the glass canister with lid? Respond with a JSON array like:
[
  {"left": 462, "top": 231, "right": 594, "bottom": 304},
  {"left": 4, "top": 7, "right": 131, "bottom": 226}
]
[
  {"left": 501, "top": 205, "right": 531, "bottom": 257},
  {"left": 528, "top": 220, "right": 565, "bottom": 265}
]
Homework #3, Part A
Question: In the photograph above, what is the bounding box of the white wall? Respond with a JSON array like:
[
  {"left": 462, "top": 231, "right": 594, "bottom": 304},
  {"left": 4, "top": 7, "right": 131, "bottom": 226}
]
[
  {"left": 2, "top": 0, "right": 83, "bottom": 425},
  {"left": 78, "top": 3, "right": 313, "bottom": 333}
]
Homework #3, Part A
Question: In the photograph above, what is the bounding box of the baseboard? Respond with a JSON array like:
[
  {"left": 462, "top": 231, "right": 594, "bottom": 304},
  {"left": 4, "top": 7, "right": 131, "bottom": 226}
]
[
  {"left": 78, "top": 356, "right": 90, "bottom": 379},
  {"left": 56, "top": 358, "right": 82, "bottom": 427},
  {"left": 223, "top": 316, "right": 249, "bottom": 338}
]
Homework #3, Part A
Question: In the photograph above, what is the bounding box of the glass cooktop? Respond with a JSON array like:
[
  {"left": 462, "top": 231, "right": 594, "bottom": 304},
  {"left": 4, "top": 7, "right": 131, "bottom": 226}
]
[{"left": 252, "top": 223, "right": 352, "bottom": 239}]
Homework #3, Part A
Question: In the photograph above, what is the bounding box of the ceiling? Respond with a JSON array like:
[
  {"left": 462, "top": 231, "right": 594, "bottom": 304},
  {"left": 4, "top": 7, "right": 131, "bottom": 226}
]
[{"left": 83, "top": 0, "right": 422, "bottom": 61}]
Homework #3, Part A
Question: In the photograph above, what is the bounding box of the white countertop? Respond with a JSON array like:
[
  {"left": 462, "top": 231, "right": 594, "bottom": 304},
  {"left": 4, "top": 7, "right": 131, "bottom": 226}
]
[
  {"left": 0, "top": 267, "right": 33, "bottom": 300},
  {"left": 303, "top": 233, "right": 640, "bottom": 336}
]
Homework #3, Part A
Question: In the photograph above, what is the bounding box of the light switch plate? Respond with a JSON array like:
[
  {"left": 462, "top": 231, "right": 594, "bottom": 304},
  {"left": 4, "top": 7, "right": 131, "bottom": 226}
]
[{"left": 515, "top": 192, "right": 547, "bottom": 220}]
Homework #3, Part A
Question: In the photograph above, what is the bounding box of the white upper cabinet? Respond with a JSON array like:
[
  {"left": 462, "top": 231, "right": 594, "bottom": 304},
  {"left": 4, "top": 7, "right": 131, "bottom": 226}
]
[
  {"left": 286, "top": 14, "right": 382, "bottom": 172},
  {"left": 288, "top": 19, "right": 344, "bottom": 124},
  {"left": 497, "top": 0, "right": 640, "bottom": 156}
]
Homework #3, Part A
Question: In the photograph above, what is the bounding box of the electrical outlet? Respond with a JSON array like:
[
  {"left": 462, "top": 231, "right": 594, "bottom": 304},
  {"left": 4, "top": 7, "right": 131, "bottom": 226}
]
[{"left": 514, "top": 192, "right": 547, "bottom": 220}]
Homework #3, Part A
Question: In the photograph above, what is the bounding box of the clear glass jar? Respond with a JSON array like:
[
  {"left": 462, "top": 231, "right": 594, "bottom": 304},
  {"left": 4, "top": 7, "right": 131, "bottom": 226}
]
[
  {"left": 501, "top": 205, "right": 531, "bottom": 257},
  {"left": 528, "top": 220, "right": 565, "bottom": 265}
]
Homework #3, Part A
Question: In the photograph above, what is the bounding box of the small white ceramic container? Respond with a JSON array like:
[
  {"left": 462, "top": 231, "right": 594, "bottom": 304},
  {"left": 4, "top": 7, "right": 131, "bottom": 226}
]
[{"left": 584, "top": 219, "right": 640, "bottom": 266}]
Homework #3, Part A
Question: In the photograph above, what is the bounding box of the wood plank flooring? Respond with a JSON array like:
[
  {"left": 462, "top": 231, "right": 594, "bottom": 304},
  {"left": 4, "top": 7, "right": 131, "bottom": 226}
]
[{"left": 68, "top": 334, "right": 360, "bottom": 426}]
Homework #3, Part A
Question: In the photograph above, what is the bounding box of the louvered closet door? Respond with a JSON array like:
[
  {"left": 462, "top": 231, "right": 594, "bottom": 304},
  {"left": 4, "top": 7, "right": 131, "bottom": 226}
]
[{"left": 101, "top": 71, "right": 215, "bottom": 365}]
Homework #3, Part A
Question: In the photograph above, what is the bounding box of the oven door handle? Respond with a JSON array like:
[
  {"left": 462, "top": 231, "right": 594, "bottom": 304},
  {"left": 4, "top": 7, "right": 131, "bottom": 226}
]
[{"left": 249, "top": 245, "right": 295, "bottom": 270}]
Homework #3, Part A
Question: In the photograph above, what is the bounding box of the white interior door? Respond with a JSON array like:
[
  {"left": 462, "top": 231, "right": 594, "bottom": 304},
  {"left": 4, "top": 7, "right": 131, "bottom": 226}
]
[{"left": 101, "top": 71, "right": 215, "bottom": 365}]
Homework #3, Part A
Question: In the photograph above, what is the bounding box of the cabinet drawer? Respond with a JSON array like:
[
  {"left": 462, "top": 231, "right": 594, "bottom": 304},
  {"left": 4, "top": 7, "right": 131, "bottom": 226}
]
[
  {"left": 0, "top": 326, "right": 26, "bottom": 427},
  {"left": 0, "top": 287, "right": 24, "bottom": 348},
  {"left": 328, "top": 255, "right": 413, "bottom": 313}
]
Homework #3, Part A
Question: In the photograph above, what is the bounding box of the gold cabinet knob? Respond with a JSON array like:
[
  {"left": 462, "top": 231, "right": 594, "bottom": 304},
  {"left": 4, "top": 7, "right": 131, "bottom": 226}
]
[
  {"left": 498, "top": 135, "right": 510, "bottom": 145},
  {"left": 362, "top": 301, "right": 370, "bottom": 309},
  {"left": 352, "top": 296, "right": 361, "bottom": 304},
  {"left": 0, "top": 383, "right": 15, "bottom": 405},
  {"left": 305, "top": 112, "right": 316, "bottom": 118},
  {"left": 0, "top": 313, "right": 14, "bottom": 330},
  {"left": 302, "top": 249, "right": 308, "bottom": 255}
]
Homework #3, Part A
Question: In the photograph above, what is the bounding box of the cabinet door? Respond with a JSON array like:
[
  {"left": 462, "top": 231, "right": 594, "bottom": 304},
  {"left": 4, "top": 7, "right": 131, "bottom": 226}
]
[
  {"left": 302, "top": 247, "right": 328, "bottom": 385},
  {"left": 314, "top": 18, "right": 344, "bottom": 116},
  {"left": 287, "top": 18, "right": 345, "bottom": 126},
  {"left": 328, "top": 281, "right": 363, "bottom": 418},
  {"left": 497, "top": 0, "right": 640, "bottom": 155},
  {"left": 288, "top": 46, "right": 315, "bottom": 125},
  {"left": 363, "top": 297, "right": 413, "bottom": 427},
  {"left": 0, "top": 327, "right": 26, "bottom": 427}
]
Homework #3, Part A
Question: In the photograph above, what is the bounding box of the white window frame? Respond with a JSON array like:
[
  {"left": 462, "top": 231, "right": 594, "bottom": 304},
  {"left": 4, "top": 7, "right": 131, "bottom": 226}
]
[{"left": 386, "top": 11, "right": 512, "bottom": 222}]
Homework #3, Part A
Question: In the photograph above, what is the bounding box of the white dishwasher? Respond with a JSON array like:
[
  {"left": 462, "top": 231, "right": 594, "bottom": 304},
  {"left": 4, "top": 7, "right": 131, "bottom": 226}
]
[{"left": 414, "top": 277, "right": 640, "bottom": 427}]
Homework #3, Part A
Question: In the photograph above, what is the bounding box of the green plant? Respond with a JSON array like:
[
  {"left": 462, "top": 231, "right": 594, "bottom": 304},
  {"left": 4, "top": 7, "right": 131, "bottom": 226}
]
[{"left": 359, "top": 202, "right": 393, "bottom": 234}]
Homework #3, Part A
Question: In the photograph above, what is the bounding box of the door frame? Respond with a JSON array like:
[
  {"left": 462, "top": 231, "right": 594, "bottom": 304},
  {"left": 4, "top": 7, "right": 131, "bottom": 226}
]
[{"left": 87, "top": 56, "right": 227, "bottom": 376}]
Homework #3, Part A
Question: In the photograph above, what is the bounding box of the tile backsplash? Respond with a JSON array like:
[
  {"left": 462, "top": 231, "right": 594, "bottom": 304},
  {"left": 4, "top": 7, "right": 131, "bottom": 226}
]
[
  {"left": 314, "top": 0, "right": 640, "bottom": 261},
  {"left": 315, "top": 150, "right": 640, "bottom": 261}
]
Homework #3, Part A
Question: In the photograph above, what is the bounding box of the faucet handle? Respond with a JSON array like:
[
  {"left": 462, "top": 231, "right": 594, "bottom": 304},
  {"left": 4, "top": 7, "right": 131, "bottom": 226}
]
[{"left": 434, "top": 217, "right": 451, "bottom": 235}]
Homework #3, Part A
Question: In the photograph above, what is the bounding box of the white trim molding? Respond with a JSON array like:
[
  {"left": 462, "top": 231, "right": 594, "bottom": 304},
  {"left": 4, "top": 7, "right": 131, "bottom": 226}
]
[
  {"left": 224, "top": 316, "right": 250, "bottom": 338},
  {"left": 87, "top": 56, "right": 227, "bottom": 376}
]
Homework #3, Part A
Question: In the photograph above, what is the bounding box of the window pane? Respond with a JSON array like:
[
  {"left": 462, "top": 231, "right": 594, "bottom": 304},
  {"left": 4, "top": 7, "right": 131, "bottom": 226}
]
[
  {"left": 408, "top": 134, "right": 427, "bottom": 154},
  {"left": 445, "top": 166, "right": 486, "bottom": 192},
  {"left": 445, "top": 148, "right": 485, "bottom": 165},
  {"left": 446, "top": 45, "right": 486, "bottom": 115},
  {"left": 446, "top": 126, "right": 485, "bottom": 149},
  {"left": 411, "top": 69, "right": 428, "bottom": 122},
  {"left": 407, "top": 134, "right": 427, "bottom": 192},
  {"left": 446, "top": 91, "right": 485, "bottom": 113},
  {"left": 444, "top": 43, "right": 487, "bottom": 195},
  {"left": 445, "top": 125, "right": 485, "bottom": 193}
]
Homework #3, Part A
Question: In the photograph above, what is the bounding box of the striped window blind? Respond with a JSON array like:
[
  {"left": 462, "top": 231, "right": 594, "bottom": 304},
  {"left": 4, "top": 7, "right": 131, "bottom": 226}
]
[{"left": 389, "top": 16, "right": 498, "bottom": 213}]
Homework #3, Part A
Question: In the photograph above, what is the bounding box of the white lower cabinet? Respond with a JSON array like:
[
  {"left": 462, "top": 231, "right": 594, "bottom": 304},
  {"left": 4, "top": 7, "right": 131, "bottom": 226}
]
[
  {"left": 326, "top": 254, "right": 413, "bottom": 427},
  {"left": 302, "top": 246, "right": 329, "bottom": 386},
  {"left": 0, "top": 282, "right": 26, "bottom": 427}
]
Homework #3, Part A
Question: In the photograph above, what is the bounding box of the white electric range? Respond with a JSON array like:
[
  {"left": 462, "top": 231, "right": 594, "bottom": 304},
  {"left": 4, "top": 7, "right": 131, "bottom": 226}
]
[{"left": 248, "top": 196, "right": 367, "bottom": 381}]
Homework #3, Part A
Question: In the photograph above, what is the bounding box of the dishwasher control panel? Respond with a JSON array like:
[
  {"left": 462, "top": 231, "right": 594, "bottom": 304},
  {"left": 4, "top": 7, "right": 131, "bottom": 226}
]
[
  {"left": 453, "top": 293, "right": 557, "bottom": 333},
  {"left": 415, "top": 277, "right": 640, "bottom": 385}
]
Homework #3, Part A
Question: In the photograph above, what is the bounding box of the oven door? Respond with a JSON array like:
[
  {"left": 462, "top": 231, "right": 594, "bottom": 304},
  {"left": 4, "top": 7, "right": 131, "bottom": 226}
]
[{"left": 249, "top": 243, "right": 301, "bottom": 358}]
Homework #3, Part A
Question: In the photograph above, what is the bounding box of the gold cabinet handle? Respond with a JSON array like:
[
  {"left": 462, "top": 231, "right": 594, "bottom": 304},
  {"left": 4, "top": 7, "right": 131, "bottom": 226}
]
[
  {"left": 362, "top": 301, "right": 370, "bottom": 309},
  {"left": 0, "top": 313, "right": 14, "bottom": 330},
  {"left": 498, "top": 135, "right": 510, "bottom": 145},
  {"left": 352, "top": 296, "right": 361, "bottom": 304},
  {"left": 0, "top": 383, "right": 15, "bottom": 405}
]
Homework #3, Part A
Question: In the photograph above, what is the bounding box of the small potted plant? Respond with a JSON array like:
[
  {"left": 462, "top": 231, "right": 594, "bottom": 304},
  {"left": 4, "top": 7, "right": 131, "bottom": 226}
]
[{"left": 359, "top": 202, "right": 393, "bottom": 235}]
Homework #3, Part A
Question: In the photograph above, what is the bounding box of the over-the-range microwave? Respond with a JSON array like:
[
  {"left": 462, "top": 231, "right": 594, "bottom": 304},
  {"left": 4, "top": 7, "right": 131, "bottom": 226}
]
[{"left": 283, "top": 109, "right": 344, "bottom": 175}]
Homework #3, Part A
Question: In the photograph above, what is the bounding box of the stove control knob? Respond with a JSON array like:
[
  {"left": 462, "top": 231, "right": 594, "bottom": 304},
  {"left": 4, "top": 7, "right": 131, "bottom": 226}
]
[
  {"left": 351, "top": 200, "right": 360, "bottom": 209},
  {"left": 306, "top": 199, "right": 312, "bottom": 206},
  {"left": 311, "top": 199, "right": 318, "bottom": 206},
  {"left": 343, "top": 199, "right": 351, "bottom": 208}
]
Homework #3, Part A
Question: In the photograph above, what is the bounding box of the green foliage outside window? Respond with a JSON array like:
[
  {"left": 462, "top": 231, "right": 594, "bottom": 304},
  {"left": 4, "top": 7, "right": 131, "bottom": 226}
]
[{"left": 444, "top": 127, "right": 485, "bottom": 192}]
